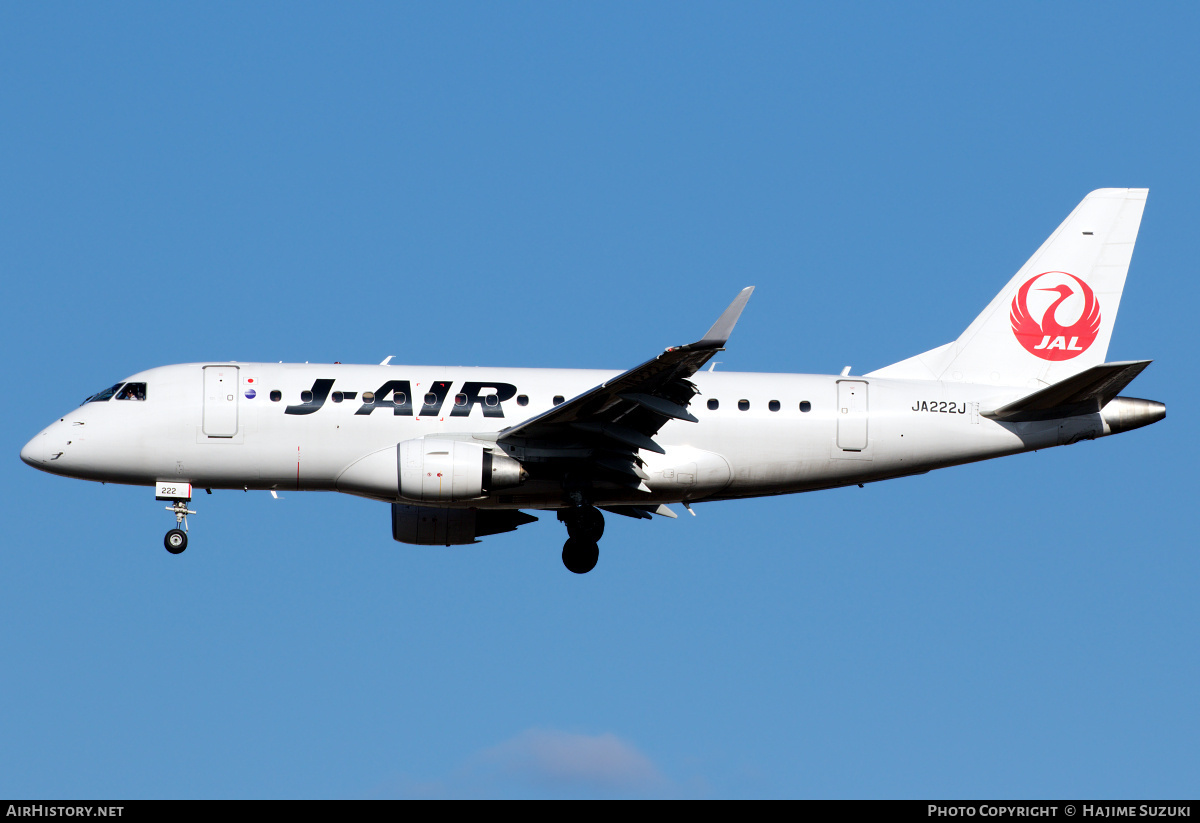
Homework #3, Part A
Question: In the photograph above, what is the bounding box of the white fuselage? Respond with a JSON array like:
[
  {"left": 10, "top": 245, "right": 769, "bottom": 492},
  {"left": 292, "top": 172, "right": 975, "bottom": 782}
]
[{"left": 21, "top": 361, "right": 1120, "bottom": 509}]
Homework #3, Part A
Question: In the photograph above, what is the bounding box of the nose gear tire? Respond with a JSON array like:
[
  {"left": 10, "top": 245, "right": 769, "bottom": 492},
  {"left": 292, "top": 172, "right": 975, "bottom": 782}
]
[{"left": 164, "top": 529, "right": 188, "bottom": 554}]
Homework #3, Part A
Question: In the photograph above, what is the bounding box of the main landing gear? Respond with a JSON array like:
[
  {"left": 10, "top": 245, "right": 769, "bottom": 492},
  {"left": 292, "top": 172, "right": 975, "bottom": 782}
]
[{"left": 558, "top": 505, "right": 604, "bottom": 574}]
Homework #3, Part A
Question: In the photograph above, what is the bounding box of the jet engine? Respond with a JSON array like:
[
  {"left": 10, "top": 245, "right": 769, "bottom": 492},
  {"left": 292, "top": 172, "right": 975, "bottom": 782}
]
[
  {"left": 398, "top": 438, "right": 525, "bottom": 501},
  {"left": 335, "top": 437, "right": 526, "bottom": 502}
]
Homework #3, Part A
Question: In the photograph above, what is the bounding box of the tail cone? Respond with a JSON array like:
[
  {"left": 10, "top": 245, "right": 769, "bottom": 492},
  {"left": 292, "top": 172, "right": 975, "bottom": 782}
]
[{"left": 1101, "top": 397, "right": 1166, "bottom": 434}]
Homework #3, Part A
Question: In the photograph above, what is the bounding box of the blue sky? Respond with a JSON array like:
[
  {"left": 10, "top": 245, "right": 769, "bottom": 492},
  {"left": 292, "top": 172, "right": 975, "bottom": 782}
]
[{"left": 1, "top": 3, "right": 1196, "bottom": 798}]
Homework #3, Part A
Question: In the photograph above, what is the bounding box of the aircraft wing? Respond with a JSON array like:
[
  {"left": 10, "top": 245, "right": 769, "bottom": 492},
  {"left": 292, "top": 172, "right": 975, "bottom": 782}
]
[{"left": 497, "top": 287, "right": 753, "bottom": 492}]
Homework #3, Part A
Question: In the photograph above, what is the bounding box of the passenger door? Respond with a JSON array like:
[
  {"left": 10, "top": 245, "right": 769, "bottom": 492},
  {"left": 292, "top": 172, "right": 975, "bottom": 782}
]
[
  {"left": 202, "top": 365, "right": 239, "bottom": 437},
  {"left": 836, "top": 380, "right": 868, "bottom": 451}
]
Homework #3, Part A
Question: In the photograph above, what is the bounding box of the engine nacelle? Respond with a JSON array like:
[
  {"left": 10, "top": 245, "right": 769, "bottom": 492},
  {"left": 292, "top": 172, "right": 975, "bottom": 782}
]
[
  {"left": 391, "top": 504, "right": 538, "bottom": 545},
  {"left": 336, "top": 437, "right": 526, "bottom": 502},
  {"left": 398, "top": 438, "right": 526, "bottom": 501},
  {"left": 399, "top": 438, "right": 484, "bottom": 501}
]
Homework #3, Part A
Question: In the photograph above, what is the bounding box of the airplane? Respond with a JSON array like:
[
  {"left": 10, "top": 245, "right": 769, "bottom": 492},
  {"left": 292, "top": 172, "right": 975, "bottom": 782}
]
[{"left": 20, "top": 189, "right": 1165, "bottom": 573}]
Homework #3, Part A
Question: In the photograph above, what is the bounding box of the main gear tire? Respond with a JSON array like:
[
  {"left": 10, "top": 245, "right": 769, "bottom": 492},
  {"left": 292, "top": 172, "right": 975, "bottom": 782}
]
[
  {"left": 562, "top": 506, "right": 605, "bottom": 541},
  {"left": 562, "top": 537, "right": 599, "bottom": 574}
]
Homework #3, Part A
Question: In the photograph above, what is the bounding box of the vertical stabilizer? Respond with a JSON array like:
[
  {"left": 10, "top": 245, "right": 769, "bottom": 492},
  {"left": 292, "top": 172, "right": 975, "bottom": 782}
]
[{"left": 868, "top": 189, "right": 1148, "bottom": 387}]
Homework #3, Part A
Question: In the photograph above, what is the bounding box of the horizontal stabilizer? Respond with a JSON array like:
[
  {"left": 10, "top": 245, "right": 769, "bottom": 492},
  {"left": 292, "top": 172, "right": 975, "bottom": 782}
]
[{"left": 984, "top": 360, "right": 1152, "bottom": 422}]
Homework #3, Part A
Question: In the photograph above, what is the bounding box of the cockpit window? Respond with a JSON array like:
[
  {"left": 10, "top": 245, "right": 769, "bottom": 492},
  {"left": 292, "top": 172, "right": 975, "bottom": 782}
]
[
  {"left": 82, "top": 382, "right": 124, "bottom": 404},
  {"left": 116, "top": 382, "right": 146, "bottom": 401}
]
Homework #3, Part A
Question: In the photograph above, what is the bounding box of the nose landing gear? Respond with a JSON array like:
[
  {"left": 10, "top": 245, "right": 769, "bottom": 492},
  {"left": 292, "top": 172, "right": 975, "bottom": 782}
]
[
  {"left": 156, "top": 482, "right": 195, "bottom": 555},
  {"left": 558, "top": 505, "right": 604, "bottom": 574},
  {"left": 163, "top": 499, "right": 195, "bottom": 554}
]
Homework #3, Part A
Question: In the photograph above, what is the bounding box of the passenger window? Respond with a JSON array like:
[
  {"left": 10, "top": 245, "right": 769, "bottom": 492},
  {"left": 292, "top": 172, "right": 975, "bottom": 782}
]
[
  {"left": 301, "top": 390, "right": 313, "bottom": 403},
  {"left": 454, "top": 394, "right": 467, "bottom": 406},
  {"left": 553, "top": 395, "right": 564, "bottom": 406},
  {"left": 768, "top": 400, "right": 780, "bottom": 412},
  {"left": 799, "top": 401, "right": 811, "bottom": 413},
  {"left": 485, "top": 394, "right": 499, "bottom": 407},
  {"left": 738, "top": 399, "right": 750, "bottom": 411},
  {"left": 362, "top": 392, "right": 375, "bottom": 404},
  {"left": 270, "top": 390, "right": 282, "bottom": 402},
  {"left": 517, "top": 395, "right": 529, "bottom": 406},
  {"left": 332, "top": 392, "right": 343, "bottom": 403},
  {"left": 116, "top": 383, "right": 147, "bottom": 401},
  {"left": 707, "top": 399, "right": 719, "bottom": 410}
]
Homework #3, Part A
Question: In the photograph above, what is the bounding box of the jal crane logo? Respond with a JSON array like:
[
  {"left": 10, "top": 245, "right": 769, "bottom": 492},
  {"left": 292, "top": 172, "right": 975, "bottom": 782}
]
[{"left": 1009, "top": 271, "right": 1101, "bottom": 361}]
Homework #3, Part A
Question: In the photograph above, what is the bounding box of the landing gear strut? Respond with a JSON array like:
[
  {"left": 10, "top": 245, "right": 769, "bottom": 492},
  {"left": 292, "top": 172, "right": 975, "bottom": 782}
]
[
  {"left": 160, "top": 493, "right": 195, "bottom": 555},
  {"left": 558, "top": 505, "right": 604, "bottom": 574}
]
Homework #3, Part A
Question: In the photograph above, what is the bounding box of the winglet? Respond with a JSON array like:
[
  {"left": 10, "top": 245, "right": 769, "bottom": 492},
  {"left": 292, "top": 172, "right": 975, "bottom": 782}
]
[{"left": 696, "top": 287, "right": 754, "bottom": 348}]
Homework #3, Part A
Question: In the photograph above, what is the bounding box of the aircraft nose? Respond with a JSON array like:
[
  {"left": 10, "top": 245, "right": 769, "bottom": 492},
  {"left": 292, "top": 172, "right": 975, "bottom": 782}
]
[{"left": 21, "top": 432, "right": 46, "bottom": 466}]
